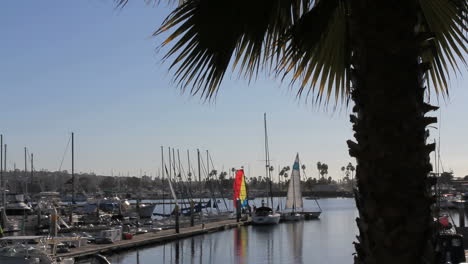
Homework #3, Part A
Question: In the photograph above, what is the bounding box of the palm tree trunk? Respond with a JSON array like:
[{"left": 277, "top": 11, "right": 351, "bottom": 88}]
[{"left": 348, "top": 1, "right": 438, "bottom": 263}]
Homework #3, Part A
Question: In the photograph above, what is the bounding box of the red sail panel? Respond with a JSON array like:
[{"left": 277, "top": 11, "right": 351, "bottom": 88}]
[{"left": 233, "top": 169, "right": 244, "bottom": 208}]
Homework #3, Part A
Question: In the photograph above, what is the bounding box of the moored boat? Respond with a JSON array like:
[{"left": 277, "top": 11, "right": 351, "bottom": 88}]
[
  {"left": 252, "top": 206, "right": 281, "bottom": 225},
  {"left": 281, "top": 154, "right": 304, "bottom": 222},
  {"left": 252, "top": 113, "right": 281, "bottom": 225}
]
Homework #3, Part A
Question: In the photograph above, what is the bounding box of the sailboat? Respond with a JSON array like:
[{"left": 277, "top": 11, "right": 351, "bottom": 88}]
[
  {"left": 281, "top": 154, "right": 305, "bottom": 221},
  {"left": 252, "top": 113, "right": 280, "bottom": 225},
  {"left": 233, "top": 169, "right": 247, "bottom": 210}
]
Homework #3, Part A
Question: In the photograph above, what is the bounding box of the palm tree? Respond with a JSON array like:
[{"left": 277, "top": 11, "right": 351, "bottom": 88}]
[
  {"left": 119, "top": 0, "right": 467, "bottom": 262},
  {"left": 341, "top": 166, "right": 346, "bottom": 183}
]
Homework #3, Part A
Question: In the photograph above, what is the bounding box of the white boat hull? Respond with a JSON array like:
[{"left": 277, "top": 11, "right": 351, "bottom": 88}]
[{"left": 252, "top": 213, "right": 281, "bottom": 225}]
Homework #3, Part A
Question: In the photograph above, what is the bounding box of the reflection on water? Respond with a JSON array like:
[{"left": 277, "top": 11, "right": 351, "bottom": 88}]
[
  {"left": 108, "top": 198, "right": 358, "bottom": 264},
  {"left": 234, "top": 225, "right": 248, "bottom": 264},
  {"left": 287, "top": 222, "right": 303, "bottom": 264}
]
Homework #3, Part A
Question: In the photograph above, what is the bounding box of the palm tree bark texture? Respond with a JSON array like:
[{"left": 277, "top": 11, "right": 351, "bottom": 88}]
[{"left": 347, "top": 1, "right": 438, "bottom": 263}]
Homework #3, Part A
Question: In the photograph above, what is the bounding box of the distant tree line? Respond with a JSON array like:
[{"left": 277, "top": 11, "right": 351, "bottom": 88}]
[{"left": 0, "top": 164, "right": 353, "bottom": 198}]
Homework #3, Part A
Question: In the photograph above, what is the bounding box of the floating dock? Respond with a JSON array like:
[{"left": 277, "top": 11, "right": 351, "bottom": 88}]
[{"left": 58, "top": 219, "right": 251, "bottom": 259}]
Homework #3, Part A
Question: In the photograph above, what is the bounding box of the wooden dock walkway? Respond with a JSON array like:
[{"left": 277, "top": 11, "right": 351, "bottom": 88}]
[{"left": 58, "top": 219, "right": 251, "bottom": 259}]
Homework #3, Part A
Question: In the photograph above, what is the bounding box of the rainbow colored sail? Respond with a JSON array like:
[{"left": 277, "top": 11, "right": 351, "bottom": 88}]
[{"left": 233, "top": 169, "right": 247, "bottom": 208}]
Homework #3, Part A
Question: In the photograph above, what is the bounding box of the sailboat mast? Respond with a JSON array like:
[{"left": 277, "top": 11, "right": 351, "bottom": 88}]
[
  {"left": 197, "top": 149, "right": 201, "bottom": 200},
  {"left": 206, "top": 150, "right": 209, "bottom": 178},
  {"left": 292, "top": 157, "right": 297, "bottom": 212},
  {"left": 197, "top": 149, "right": 201, "bottom": 183},
  {"left": 177, "top": 149, "right": 181, "bottom": 178},
  {"left": 71, "top": 132, "right": 75, "bottom": 204},
  {"left": 3, "top": 143, "right": 6, "bottom": 209},
  {"left": 168, "top": 147, "right": 172, "bottom": 212},
  {"left": 161, "top": 146, "right": 165, "bottom": 215},
  {"left": 172, "top": 149, "right": 176, "bottom": 179},
  {"left": 264, "top": 113, "right": 274, "bottom": 208},
  {"left": 24, "top": 147, "right": 27, "bottom": 172},
  {"left": 0, "top": 138, "right": 3, "bottom": 210},
  {"left": 168, "top": 147, "right": 172, "bottom": 180},
  {"left": 0, "top": 135, "right": 3, "bottom": 194},
  {"left": 4, "top": 144, "right": 6, "bottom": 177},
  {"left": 30, "top": 153, "right": 34, "bottom": 189},
  {"left": 24, "top": 147, "right": 28, "bottom": 195}
]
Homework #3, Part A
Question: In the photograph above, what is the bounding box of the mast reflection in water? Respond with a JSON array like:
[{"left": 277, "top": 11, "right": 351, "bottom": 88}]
[{"left": 108, "top": 198, "right": 357, "bottom": 264}]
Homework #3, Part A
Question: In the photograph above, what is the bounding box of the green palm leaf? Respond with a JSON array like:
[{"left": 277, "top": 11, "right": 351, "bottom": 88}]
[
  {"left": 149, "top": 0, "right": 466, "bottom": 102},
  {"left": 279, "top": 0, "right": 348, "bottom": 105},
  {"left": 420, "top": 0, "right": 468, "bottom": 94},
  {"left": 155, "top": 0, "right": 309, "bottom": 99}
]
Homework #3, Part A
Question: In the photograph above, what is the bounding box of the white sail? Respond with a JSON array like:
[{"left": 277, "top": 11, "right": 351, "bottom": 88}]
[{"left": 285, "top": 154, "right": 303, "bottom": 210}]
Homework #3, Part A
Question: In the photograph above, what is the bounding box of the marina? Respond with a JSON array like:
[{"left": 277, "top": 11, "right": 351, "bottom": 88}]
[
  {"left": 57, "top": 219, "right": 251, "bottom": 259},
  {"left": 2, "top": 0, "right": 468, "bottom": 262}
]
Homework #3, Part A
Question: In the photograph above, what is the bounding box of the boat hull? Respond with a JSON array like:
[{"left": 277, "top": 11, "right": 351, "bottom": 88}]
[
  {"left": 252, "top": 213, "right": 280, "bottom": 225},
  {"left": 280, "top": 213, "right": 304, "bottom": 222},
  {"left": 138, "top": 205, "right": 157, "bottom": 218},
  {"left": 303, "top": 211, "right": 321, "bottom": 220}
]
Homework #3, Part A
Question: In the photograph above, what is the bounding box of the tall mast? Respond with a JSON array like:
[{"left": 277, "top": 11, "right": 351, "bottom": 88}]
[
  {"left": 0, "top": 135, "right": 2, "bottom": 209},
  {"left": 187, "top": 150, "right": 192, "bottom": 194},
  {"left": 161, "top": 146, "right": 165, "bottom": 215},
  {"left": 24, "top": 147, "right": 27, "bottom": 172},
  {"left": 4, "top": 144, "right": 6, "bottom": 176},
  {"left": 197, "top": 149, "right": 201, "bottom": 183},
  {"left": 0, "top": 135, "right": 3, "bottom": 192},
  {"left": 177, "top": 149, "right": 181, "bottom": 178},
  {"left": 168, "top": 147, "right": 172, "bottom": 180},
  {"left": 206, "top": 150, "right": 209, "bottom": 178},
  {"left": 3, "top": 143, "right": 6, "bottom": 208},
  {"left": 168, "top": 147, "right": 172, "bottom": 212},
  {"left": 264, "top": 113, "right": 274, "bottom": 208},
  {"left": 71, "top": 132, "right": 75, "bottom": 204},
  {"left": 24, "top": 147, "right": 28, "bottom": 195},
  {"left": 197, "top": 149, "right": 201, "bottom": 198},
  {"left": 30, "top": 153, "right": 34, "bottom": 194},
  {"left": 292, "top": 156, "right": 297, "bottom": 212},
  {"left": 173, "top": 148, "right": 177, "bottom": 178},
  {"left": 187, "top": 150, "right": 191, "bottom": 178}
]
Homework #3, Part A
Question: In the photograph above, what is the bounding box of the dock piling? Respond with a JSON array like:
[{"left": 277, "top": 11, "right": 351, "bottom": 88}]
[
  {"left": 236, "top": 199, "right": 241, "bottom": 222},
  {"left": 190, "top": 201, "right": 194, "bottom": 227},
  {"left": 458, "top": 201, "right": 465, "bottom": 228},
  {"left": 175, "top": 205, "right": 180, "bottom": 233}
]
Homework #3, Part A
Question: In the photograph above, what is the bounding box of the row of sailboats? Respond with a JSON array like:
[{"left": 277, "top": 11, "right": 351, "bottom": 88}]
[
  {"left": 233, "top": 153, "right": 321, "bottom": 225},
  {"left": 233, "top": 113, "right": 321, "bottom": 225}
]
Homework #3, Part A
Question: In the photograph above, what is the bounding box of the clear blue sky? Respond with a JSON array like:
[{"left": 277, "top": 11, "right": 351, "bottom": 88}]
[{"left": 1, "top": 0, "right": 467, "bottom": 181}]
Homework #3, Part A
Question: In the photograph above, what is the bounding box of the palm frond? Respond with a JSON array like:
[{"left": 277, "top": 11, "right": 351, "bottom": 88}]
[
  {"left": 115, "top": 0, "right": 180, "bottom": 8},
  {"left": 420, "top": 0, "right": 468, "bottom": 95},
  {"left": 279, "top": 0, "right": 349, "bottom": 105},
  {"left": 155, "top": 0, "right": 310, "bottom": 100}
]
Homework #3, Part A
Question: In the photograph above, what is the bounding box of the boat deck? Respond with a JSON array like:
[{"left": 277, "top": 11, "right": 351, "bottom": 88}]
[{"left": 57, "top": 219, "right": 251, "bottom": 259}]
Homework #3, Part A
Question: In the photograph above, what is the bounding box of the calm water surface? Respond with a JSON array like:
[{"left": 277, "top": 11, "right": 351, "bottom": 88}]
[{"left": 109, "top": 198, "right": 358, "bottom": 264}]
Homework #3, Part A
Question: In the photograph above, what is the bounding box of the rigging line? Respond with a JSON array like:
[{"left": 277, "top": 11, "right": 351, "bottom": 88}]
[
  {"left": 176, "top": 153, "right": 195, "bottom": 201},
  {"left": 199, "top": 154, "right": 219, "bottom": 214},
  {"left": 175, "top": 149, "right": 191, "bottom": 211},
  {"left": 207, "top": 152, "right": 229, "bottom": 212},
  {"left": 58, "top": 134, "right": 72, "bottom": 171},
  {"left": 198, "top": 154, "right": 210, "bottom": 213},
  {"left": 170, "top": 148, "right": 187, "bottom": 212}
]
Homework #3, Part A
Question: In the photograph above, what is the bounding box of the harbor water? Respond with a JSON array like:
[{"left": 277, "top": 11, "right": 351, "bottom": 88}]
[{"left": 109, "top": 198, "right": 358, "bottom": 264}]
